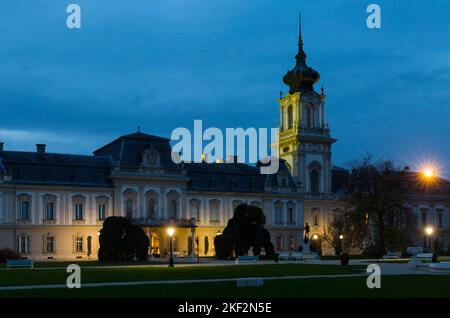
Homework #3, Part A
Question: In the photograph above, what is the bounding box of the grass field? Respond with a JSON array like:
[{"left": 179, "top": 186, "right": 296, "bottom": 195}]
[
  {"left": 0, "top": 264, "right": 364, "bottom": 287},
  {"left": 1, "top": 275, "right": 450, "bottom": 298}
]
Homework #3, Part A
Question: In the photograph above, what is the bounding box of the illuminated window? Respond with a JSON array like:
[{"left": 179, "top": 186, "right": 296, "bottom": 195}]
[
  {"left": 287, "top": 105, "right": 293, "bottom": 129},
  {"left": 75, "top": 203, "right": 84, "bottom": 220},
  {"left": 75, "top": 237, "right": 83, "bottom": 252},
  {"left": 45, "top": 202, "right": 55, "bottom": 220},
  {"left": 18, "top": 235, "right": 30, "bottom": 254}
]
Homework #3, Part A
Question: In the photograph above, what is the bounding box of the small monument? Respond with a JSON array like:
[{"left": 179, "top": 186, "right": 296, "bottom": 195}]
[{"left": 301, "top": 223, "right": 318, "bottom": 259}]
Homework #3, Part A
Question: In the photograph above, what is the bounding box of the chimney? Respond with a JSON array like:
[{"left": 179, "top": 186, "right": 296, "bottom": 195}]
[
  {"left": 36, "top": 144, "right": 46, "bottom": 153},
  {"left": 0, "top": 142, "right": 3, "bottom": 152}
]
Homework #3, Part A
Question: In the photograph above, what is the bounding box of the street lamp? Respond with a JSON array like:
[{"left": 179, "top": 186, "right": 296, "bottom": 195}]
[
  {"left": 425, "top": 226, "right": 434, "bottom": 252},
  {"left": 339, "top": 235, "right": 344, "bottom": 240},
  {"left": 167, "top": 227, "right": 175, "bottom": 267},
  {"left": 312, "top": 234, "right": 319, "bottom": 240}
]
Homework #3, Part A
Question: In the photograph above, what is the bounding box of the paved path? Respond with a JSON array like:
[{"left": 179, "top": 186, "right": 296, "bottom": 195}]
[{"left": 0, "top": 273, "right": 368, "bottom": 291}]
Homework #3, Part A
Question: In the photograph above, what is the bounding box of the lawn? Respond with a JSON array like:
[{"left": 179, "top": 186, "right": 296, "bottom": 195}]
[
  {"left": 1, "top": 275, "right": 449, "bottom": 298},
  {"left": 0, "top": 264, "right": 364, "bottom": 287}
]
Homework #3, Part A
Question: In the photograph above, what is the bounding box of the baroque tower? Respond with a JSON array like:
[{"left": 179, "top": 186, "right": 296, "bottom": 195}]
[{"left": 278, "top": 18, "right": 336, "bottom": 197}]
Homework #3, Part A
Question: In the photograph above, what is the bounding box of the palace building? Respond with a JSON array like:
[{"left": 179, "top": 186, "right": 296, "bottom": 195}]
[{"left": 1, "top": 23, "right": 449, "bottom": 260}]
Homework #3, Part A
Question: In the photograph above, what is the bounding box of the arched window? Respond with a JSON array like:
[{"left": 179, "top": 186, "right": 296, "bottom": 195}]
[
  {"left": 310, "top": 170, "right": 320, "bottom": 194},
  {"left": 274, "top": 201, "right": 283, "bottom": 224},
  {"left": 189, "top": 199, "right": 201, "bottom": 221},
  {"left": 148, "top": 199, "right": 156, "bottom": 220},
  {"left": 169, "top": 199, "right": 177, "bottom": 220},
  {"left": 126, "top": 199, "right": 134, "bottom": 219},
  {"left": 209, "top": 200, "right": 220, "bottom": 223},
  {"left": 287, "top": 105, "right": 293, "bottom": 129},
  {"left": 280, "top": 107, "right": 285, "bottom": 131},
  {"left": 123, "top": 189, "right": 137, "bottom": 220}
]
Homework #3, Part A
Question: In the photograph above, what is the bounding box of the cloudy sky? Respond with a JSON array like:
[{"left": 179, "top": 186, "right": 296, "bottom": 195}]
[{"left": 1, "top": 0, "right": 449, "bottom": 176}]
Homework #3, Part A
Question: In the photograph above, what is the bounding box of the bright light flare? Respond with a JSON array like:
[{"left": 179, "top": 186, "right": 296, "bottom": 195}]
[
  {"left": 425, "top": 226, "right": 434, "bottom": 236},
  {"left": 167, "top": 227, "right": 175, "bottom": 237},
  {"left": 423, "top": 167, "right": 435, "bottom": 178}
]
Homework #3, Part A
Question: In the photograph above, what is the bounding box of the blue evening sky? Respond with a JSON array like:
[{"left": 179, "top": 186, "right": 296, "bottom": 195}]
[{"left": 1, "top": 1, "right": 449, "bottom": 176}]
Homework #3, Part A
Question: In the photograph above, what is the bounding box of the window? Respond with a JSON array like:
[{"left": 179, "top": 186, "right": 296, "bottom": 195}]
[
  {"left": 45, "top": 202, "right": 55, "bottom": 220},
  {"left": 310, "top": 170, "right": 320, "bottom": 194},
  {"left": 45, "top": 236, "right": 55, "bottom": 253},
  {"left": 275, "top": 205, "right": 282, "bottom": 224},
  {"left": 190, "top": 199, "right": 201, "bottom": 221},
  {"left": 75, "top": 203, "right": 84, "bottom": 220},
  {"left": 209, "top": 200, "right": 220, "bottom": 222},
  {"left": 147, "top": 199, "right": 156, "bottom": 219},
  {"left": 166, "top": 190, "right": 180, "bottom": 220},
  {"left": 20, "top": 201, "right": 30, "bottom": 220},
  {"left": 169, "top": 199, "right": 177, "bottom": 220},
  {"left": 287, "top": 207, "right": 294, "bottom": 223},
  {"left": 307, "top": 106, "right": 313, "bottom": 128},
  {"left": 204, "top": 236, "right": 210, "bottom": 255},
  {"left": 288, "top": 236, "right": 296, "bottom": 251},
  {"left": 281, "top": 176, "right": 287, "bottom": 187},
  {"left": 280, "top": 107, "right": 285, "bottom": 131},
  {"left": 125, "top": 199, "right": 133, "bottom": 219},
  {"left": 276, "top": 236, "right": 283, "bottom": 250},
  {"left": 75, "top": 237, "right": 83, "bottom": 252},
  {"left": 314, "top": 214, "right": 319, "bottom": 226},
  {"left": 420, "top": 209, "right": 428, "bottom": 225},
  {"left": 98, "top": 203, "right": 106, "bottom": 220},
  {"left": 287, "top": 105, "right": 293, "bottom": 129},
  {"left": 438, "top": 211, "right": 443, "bottom": 228},
  {"left": 18, "top": 236, "right": 30, "bottom": 254}
]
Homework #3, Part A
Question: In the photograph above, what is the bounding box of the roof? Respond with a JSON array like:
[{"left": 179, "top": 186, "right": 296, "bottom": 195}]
[
  {"left": 185, "top": 159, "right": 298, "bottom": 193},
  {"left": 0, "top": 151, "right": 113, "bottom": 187},
  {"left": 93, "top": 131, "right": 178, "bottom": 170}
]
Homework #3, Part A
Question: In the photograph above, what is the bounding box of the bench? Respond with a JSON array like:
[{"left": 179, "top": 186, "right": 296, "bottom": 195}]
[
  {"left": 6, "top": 259, "right": 34, "bottom": 269},
  {"left": 417, "top": 253, "right": 433, "bottom": 262},
  {"left": 235, "top": 255, "right": 259, "bottom": 264},
  {"left": 278, "top": 252, "right": 290, "bottom": 261},
  {"left": 383, "top": 251, "right": 402, "bottom": 259}
]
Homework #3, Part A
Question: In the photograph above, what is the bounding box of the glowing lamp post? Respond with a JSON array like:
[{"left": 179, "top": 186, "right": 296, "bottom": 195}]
[
  {"left": 167, "top": 227, "right": 175, "bottom": 267},
  {"left": 425, "top": 226, "right": 434, "bottom": 252}
]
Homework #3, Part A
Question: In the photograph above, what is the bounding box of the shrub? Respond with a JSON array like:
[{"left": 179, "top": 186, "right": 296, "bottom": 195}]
[
  {"left": 340, "top": 253, "right": 349, "bottom": 265},
  {"left": 0, "top": 248, "right": 20, "bottom": 263}
]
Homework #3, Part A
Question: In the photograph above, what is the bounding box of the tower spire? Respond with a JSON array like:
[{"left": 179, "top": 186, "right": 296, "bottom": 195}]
[{"left": 296, "top": 12, "right": 306, "bottom": 63}]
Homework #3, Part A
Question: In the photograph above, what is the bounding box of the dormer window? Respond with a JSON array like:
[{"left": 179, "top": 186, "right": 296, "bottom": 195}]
[{"left": 142, "top": 147, "right": 161, "bottom": 167}]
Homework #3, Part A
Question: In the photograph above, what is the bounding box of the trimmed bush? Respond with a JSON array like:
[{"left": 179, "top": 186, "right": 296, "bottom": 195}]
[{"left": 0, "top": 248, "right": 20, "bottom": 263}]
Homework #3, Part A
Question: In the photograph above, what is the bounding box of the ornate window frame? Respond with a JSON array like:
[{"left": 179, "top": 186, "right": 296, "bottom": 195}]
[
  {"left": 72, "top": 195, "right": 86, "bottom": 224},
  {"left": 166, "top": 190, "right": 180, "bottom": 221},
  {"left": 145, "top": 190, "right": 159, "bottom": 220},
  {"left": 96, "top": 195, "right": 109, "bottom": 221},
  {"left": 208, "top": 199, "right": 220, "bottom": 224},
  {"left": 43, "top": 194, "right": 57, "bottom": 223},
  {"left": 17, "top": 193, "right": 32, "bottom": 223},
  {"left": 189, "top": 198, "right": 201, "bottom": 221}
]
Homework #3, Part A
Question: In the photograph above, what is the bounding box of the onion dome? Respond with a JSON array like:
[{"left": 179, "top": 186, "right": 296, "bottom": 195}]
[{"left": 282, "top": 16, "right": 320, "bottom": 94}]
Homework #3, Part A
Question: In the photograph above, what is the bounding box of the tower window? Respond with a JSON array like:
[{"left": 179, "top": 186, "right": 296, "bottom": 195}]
[
  {"left": 310, "top": 170, "right": 320, "bottom": 195},
  {"left": 307, "top": 107, "right": 313, "bottom": 128},
  {"left": 287, "top": 105, "right": 293, "bottom": 129}
]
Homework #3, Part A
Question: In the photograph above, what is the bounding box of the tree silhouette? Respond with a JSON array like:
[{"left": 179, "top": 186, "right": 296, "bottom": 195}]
[{"left": 214, "top": 204, "right": 275, "bottom": 260}]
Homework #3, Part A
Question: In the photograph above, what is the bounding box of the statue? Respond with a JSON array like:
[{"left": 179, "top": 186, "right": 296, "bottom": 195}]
[{"left": 303, "top": 222, "right": 310, "bottom": 241}]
